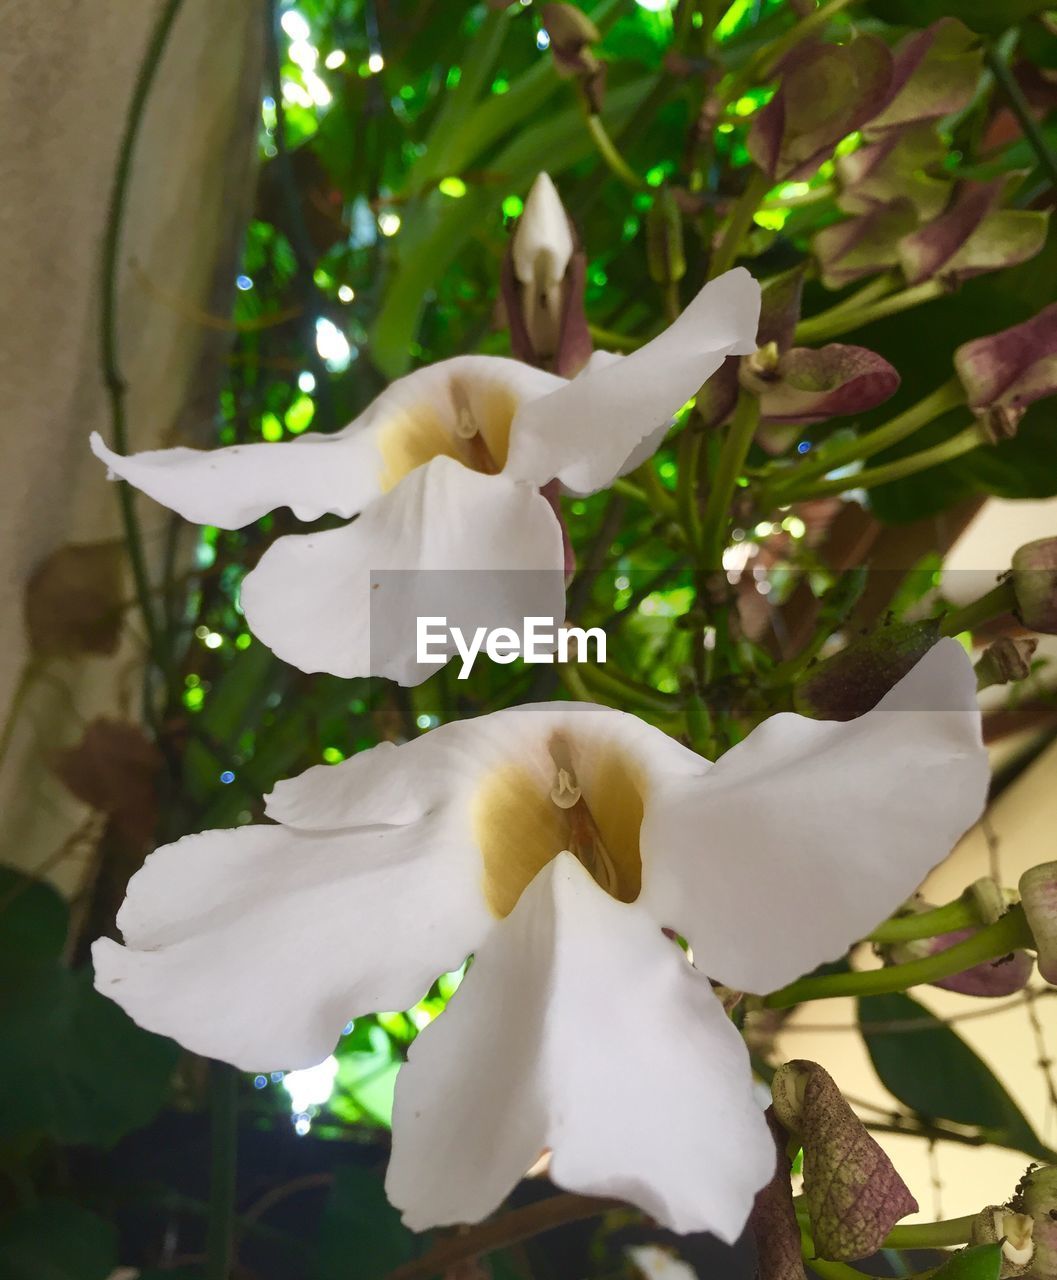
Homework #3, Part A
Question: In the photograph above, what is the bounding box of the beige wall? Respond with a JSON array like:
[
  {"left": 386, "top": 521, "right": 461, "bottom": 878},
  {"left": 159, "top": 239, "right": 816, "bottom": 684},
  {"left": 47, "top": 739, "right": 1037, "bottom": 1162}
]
[{"left": 0, "top": 0, "right": 263, "bottom": 893}]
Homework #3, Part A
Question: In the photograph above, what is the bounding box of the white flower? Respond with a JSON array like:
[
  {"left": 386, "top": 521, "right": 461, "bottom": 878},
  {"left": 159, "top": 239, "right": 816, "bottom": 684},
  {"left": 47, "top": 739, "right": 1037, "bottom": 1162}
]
[
  {"left": 89, "top": 270, "right": 760, "bottom": 685},
  {"left": 92, "top": 642, "right": 987, "bottom": 1238}
]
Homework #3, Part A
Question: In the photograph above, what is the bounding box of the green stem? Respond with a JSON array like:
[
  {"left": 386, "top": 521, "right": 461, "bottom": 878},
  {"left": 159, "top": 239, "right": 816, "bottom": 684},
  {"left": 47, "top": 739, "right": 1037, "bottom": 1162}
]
[
  {"left": 766, "top": 379, "right": 966, "bottom": 499},
  {"left": 574, "top": 661, "right": 680, "bottom": 718},
  {"left": 795, "top": 280, "right": 946, "bottom": 345},
  {"left": 763, "top": 905, "right": 1033, "bottom": 1008},
  {"left": 884, "top": 1216, "right": 976, "bottom": 1249},
  {"left": 761, "top": 181, "right": 836, "bottom": 210},
  {"left": 677, "top": 427, "right": 705, "bottom": 553},
  {"left": 986, "top": 42, "right": 1057, "bottom": 193},
  {"left": 868, "top": 897, "right": 980, "bottom": 944},
  {"left": 710, "top": 168, "right": 770, "bottom": 278},
  {"left": 700, "top": 390, "right": 760, "bottom": 570},
  {"left": 586, "top": 113, "right": 645, "bottom": 190},
  {"left": 100, "top": 0, "right": 186, "bottom": 684},
  {"left": 777, "top": 423, "right": 984, "bottom": 503},
  {"left": 940, "top": 579, "right": 1018, "bottom": 636},
  {"left": 205, "top": 1063, "right": 239, "bottom": 1280}
]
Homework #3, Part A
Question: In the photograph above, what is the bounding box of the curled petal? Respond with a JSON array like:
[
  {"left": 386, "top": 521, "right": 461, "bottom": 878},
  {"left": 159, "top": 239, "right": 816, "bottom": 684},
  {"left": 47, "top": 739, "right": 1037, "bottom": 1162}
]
[
  {"left": 386, "top": 854, "right": 774, "bottom": 1238},
  {"left": 239, "top": 458, "right": 566, "bottom": 685},
  {"left": 506, "top": 269, "right": 760, "bottom": 493},
  {"left": 641, "top": 641, "right": 989, "bottom": 994},
  {"left": 749, "top": 38, "right": 894, "bottom": 181},
  {"left": 742, "top": 344, "right": 901, "bottom": 426},
  {"left": 867, "top": 19, "right": 982, "bottom": 135},
  {"left": 814, "top": 200, "right": 919, "bottom": 290},
  {"left": 954, "top": 302, "right": 1057, "bottom": 420},
  {"left": 90, "top": 355, "right": 562, "bottom": 530},
  {"left": 92, "top": 815, "right": 493, "bottom": 1071}
]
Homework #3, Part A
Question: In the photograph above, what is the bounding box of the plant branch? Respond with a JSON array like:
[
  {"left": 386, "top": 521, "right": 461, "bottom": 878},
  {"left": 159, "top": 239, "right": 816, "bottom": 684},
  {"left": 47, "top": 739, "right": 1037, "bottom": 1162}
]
[
  {"left": 867, "top": 896, "right": 981, "bottom": 944},
  {"left": 795, "top": 280, "right": 946, "bottom": 345}
]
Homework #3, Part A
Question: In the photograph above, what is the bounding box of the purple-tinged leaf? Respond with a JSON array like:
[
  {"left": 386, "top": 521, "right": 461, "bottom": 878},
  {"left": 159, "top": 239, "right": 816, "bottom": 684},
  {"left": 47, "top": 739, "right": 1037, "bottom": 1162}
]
[
  {"left": 814, "top": 200, "right": 919, "bottom": 289},
  {"left": 954, "top": 303, "right": 1057, "bottom": 427},
  {"left": 750, "top": 1108, "right": 808, "bottom": 1280},
  {"left": 838, "top": 125, "right": 949, "bottom": 220},
  {"left": 867, "top": 19, "right": 982, "bottom": 135}
]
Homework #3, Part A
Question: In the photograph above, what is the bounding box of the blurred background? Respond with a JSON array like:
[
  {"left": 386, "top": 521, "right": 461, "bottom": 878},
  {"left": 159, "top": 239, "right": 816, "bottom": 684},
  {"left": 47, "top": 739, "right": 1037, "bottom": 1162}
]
[{"left": 2, "top": 0, "right": 1056, "bottom": 1276}]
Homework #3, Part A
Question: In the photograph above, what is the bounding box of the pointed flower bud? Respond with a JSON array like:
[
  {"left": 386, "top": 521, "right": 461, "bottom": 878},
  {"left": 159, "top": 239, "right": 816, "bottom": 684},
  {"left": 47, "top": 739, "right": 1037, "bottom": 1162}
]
[
  {"left": 793, "top": 620, "right": 939, "bottom": 721},
  {"left": 541, "top": 4, "right": 605, "bottom": 112},
  {"left": 1015, "top": 1164, "right": 1057, "bottom": 1280},
  {"left": 501, "top": 173, "right": 591, "bottom": 377},
  {"left": 748, "top": 37, "right": 894, "bottom": 181},
  {"left": 954, "top": 303, "right": 1057, "bottom": 434},
  {"left": 771, "top": 1060, "right": 917, "bottom": 1261},
  {"left": 1012, "top": 538, "right": 1057, "bottom": 635},
  {"left": 646, "top": 187, "right": 686, "bottom": 286},
  {"left": 750, "top": 1108, "right": 808, "bottom": 1280},
  {"left": 970, "top": 1206, "right": 1035, "bottom": 1277},
  {"left": 740, "top": 343, "right": 900, "bottom": 428},
  {"left": 883, "top": 896, "right": 1034, "bottom": 998},
  {"left": 1019, "top": 863, "right": 1057, "bottom": 985},
  {"left": 975, "top": 637, "right": 1038, "bottom": 690}
]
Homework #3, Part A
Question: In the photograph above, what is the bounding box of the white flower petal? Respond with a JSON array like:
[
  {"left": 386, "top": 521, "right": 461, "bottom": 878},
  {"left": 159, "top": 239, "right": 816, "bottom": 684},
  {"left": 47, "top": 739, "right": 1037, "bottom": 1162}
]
[
  {"left": 92, "top": 815, "right": 492, "bottom": 1071},
  {"left": 89, "top": 355, "right": 561, "bottom": 530},
  {"left": 239, "top": 456, "right": 566, "bottom": 684},
  {"left": 89, "top": 429, "right": 385, "bottom": 530},
  {"left": 640, "top": 640, "right": 989, "bottom": 995},
  {"left": 386, "top": 853, "right": 774, "bottom": 1239},
  {"left": 513, "top": 172, "right": 574, "bottom": 288},
  {"left": 504, "top": 268, "right": 761, "bottom": 494}
]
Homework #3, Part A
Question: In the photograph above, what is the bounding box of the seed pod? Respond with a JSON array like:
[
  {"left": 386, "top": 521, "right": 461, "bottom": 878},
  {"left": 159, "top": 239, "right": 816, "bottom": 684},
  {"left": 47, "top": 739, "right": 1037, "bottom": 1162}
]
[
  {"left": 1012, "top": 539, "right": 1057, "bottom": 635},
  {"left": 1019, "top": 863, "right": 1057, "bottom": 985}
]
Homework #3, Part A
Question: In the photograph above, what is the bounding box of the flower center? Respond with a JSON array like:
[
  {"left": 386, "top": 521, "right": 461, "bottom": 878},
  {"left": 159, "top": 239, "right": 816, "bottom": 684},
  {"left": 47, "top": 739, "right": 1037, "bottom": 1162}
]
[
  {"left": 473, "top": 734, "right": 644, "bottom": 918},
  {"left": 377, "top": 374, "right": 517, "bottom": 491}
]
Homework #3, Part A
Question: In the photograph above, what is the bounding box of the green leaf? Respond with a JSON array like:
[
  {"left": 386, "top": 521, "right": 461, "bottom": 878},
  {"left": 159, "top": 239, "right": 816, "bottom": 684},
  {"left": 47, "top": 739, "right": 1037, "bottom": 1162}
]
[
  {"left": 0, "top": 1200, "right": 117, "bottom": 1280},
  {"left": 858, "top": 993, "right": 1045, "bottom": 1158},
  {"left": 0, "top": 964, "right": 177, "bottom": 1147},
  {"left": 931, "top": 1244, "right": 1003, "bottom": 1280},
  {"left": 0, "top": 866, "right": 68, "bottom": 964},
  {"left": 316, "top": 1165, "right": 428, "bottom": 1280}
]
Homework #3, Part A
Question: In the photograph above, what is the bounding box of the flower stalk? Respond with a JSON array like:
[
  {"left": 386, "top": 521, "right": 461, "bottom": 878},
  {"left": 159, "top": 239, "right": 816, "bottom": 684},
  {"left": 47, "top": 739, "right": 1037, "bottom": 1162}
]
[
  {"left": 795, "top": 280, "right": 946, "bottom": 346},
  {"left": 868, "top": 895, "right": 981, "bottom": 944},
  {"left": 763, "top": 905, "right": 1034, "bottom": 1008},
  {"left": 939, "top": 579, "right": 1018, "bottom": 636},
  {"left": 771, "top": 421, "right": 986, "bottom": 504}
]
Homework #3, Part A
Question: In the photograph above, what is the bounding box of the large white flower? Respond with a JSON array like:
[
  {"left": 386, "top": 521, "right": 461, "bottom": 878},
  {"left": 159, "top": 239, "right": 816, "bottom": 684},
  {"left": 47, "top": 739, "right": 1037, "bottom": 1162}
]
[
  {"left": 90, "top": 270, "right": 759, "bottom": 685},
  {"left": 93, "top": 641, "right": 986, "bottom": 1238}
]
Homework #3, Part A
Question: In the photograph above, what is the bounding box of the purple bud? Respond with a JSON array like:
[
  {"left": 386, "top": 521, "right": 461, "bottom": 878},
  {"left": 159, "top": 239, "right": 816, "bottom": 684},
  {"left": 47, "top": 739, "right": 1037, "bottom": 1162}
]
[
  {"left": 887, "top": 910, "right": 1034, "bottom": 997},
  {"left": 740, "top": 343, "right": 900, "bottom": 426},
  {"left": 954, "top": 303, "right": 1057, "bottom": 428},
  {"left": 541, "top": 4, "right": 605, "bottom": 111}
]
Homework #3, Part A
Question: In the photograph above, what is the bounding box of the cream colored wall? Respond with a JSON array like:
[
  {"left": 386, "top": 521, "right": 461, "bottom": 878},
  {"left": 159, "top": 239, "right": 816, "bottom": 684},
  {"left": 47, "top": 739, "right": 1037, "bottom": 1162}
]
[{"left": 0, "top": 0, "right": 263, "bottom": 894}]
